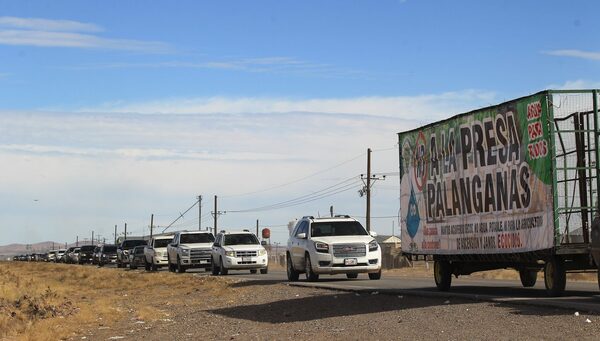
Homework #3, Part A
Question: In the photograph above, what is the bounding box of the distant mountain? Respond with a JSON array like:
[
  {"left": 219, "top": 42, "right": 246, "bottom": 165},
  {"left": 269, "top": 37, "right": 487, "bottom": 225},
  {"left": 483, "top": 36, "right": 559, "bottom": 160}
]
[{"left": 0, "top": 241, "right": 85, "bottom": 255}]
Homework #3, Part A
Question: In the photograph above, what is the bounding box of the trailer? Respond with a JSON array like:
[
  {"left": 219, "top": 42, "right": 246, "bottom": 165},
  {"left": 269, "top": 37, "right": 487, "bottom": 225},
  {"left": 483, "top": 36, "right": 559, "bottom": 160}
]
[{"left": 398, "top": 89, "right": 600, "bottom": 296}]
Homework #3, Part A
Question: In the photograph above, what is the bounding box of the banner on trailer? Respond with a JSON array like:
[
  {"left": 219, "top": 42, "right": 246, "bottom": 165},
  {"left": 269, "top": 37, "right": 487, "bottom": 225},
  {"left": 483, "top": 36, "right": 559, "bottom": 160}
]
[{"left": 399, "top": 94, "right": 554, "bottom": 254}]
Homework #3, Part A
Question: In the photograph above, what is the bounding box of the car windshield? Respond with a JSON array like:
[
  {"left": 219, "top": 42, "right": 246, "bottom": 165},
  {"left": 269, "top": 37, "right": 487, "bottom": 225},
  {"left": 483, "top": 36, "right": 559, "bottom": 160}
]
[
  {"left": 103, "top": 246, "right": 117, "bottom": 252},
  {"left": 134, "top": 247, "right": 145, "bottom": 254},
  {"left": 311, "top": 221, "right": 368, "bottom": 237},
  {"left": 80, "top": 245, "right": 95, "bottom": 251},
  {"left": 223, "top": 234, "right": 258, "bottom": 246},
  {"left": 154, "top": 239, "right": 171, "bottom": 248},
  {"left": 180, "top": 233, "right": 214, "bottom": 244},
  {"left": 122, "top": 240, "right": 147, "bottom": 249}
]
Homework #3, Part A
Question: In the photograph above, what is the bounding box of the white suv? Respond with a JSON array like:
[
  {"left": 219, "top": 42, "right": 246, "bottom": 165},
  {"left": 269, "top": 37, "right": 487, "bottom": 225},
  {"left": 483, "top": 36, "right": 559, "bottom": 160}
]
[
  {"left": 286, "top": 215, "right": 382, "bottom": 281},
  {"left": 211, "top": 230, "right": 268, "bottom": 275}
]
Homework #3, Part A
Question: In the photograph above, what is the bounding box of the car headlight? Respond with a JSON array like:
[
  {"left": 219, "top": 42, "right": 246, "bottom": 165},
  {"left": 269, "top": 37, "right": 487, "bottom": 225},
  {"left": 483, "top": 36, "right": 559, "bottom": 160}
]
[
  {"left": 314, "top": 241, "right": 329, "bottom": 253},
  {"left": 225, "top": 251, "right": 235, "bottom": 257},
  {"left": 258, "top": 249, "right": 267, "bottom": 256},
  {"left": 155, "top": 251, "right": 161, "bottom": 257},
  {"left": 181, "top": 249, "right": 190, "bottom": 256},
  {"left": 369, "top": 240, "right": 378, "bottom": 252}
]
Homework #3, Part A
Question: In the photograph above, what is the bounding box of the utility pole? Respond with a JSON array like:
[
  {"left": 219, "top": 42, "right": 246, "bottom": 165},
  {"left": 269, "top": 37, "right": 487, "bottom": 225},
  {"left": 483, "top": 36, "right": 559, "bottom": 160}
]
[
  {"left": 330, "top": 205, "right": 334, "bottom": 217},
  {"left": 91, "top": 231, "right": 94, "bottom": 245},
  {"left": 366, "top": 148, "right": 371, "bottom": 232},
  {"left": 114, "top": 225, "right": 117, "bottom": 244},
  {"left": 360, "top": 148, "right": 385, "bottom": 233},
  {"left": 198, "top": 195, "right": 202, "bottom": 231},
  {"left": 124, "top": 223, "right": 127, "bottom": 241},
  {"left": 256, "top": 219, "right": 259, "bottom": 237},
  {"left": 150, "top": 214, "right": 154, "bottom": 239},
  {"left": 76, "top": 236, "right": 79, "bottom": 247},
  {"left": 213, "top": 195, "right": 218, "bottom": 236}
]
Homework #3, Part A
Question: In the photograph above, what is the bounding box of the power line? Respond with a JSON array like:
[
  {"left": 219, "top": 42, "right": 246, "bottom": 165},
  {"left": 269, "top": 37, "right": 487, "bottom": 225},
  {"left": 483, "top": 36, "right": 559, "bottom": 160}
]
[
  {"left": 227, "top": 176, "right": 362, "bottom": 213},
  {"left": 221, "top": 152, "right": 365, "bottom": 198},
  {"left": 162, "top": 198, "right": 200, "bottom": 233}
]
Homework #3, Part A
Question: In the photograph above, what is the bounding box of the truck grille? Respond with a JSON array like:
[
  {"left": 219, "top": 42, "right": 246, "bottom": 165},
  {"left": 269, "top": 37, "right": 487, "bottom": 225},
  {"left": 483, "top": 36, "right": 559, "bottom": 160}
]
[
  {"left": 333, "top": 243, "right": 366, "bottom": 258},
  {"left": 235, "top": 250, "right": 257, "bottom": 257},
  {"left": 190, "top": 249, "right": 211, "bottom": 260}
]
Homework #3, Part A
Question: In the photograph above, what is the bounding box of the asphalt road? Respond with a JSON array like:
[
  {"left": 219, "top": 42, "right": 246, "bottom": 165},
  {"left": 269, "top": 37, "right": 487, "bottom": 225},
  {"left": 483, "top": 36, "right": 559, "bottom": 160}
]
[{"left": 228, "top": 269, "right": 600, "bottom": 313}]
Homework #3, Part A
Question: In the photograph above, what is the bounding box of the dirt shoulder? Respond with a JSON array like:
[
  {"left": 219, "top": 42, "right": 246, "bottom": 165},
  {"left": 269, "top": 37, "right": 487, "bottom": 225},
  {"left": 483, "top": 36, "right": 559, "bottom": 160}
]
[{"left": 2, "top": 262, "right": 600, "bottom": 341}]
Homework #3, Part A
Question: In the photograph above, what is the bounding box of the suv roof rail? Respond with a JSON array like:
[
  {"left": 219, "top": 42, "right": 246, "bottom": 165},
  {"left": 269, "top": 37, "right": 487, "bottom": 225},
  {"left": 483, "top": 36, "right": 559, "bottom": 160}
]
[
  {"left": 302, "top": 215, "right": 315, "bottom": 220},
  {"left": 334, "top": 214, "right": 351, "bottom": 218}
]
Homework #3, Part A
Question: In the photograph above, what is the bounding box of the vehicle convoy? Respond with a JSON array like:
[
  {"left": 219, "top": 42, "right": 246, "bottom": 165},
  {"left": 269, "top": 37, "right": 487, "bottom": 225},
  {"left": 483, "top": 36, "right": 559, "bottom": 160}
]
[
  {"left": 286, "top": 215, "right": 382, "bottom": 281},
  {"left": 211, "top": 230, "right": 268, "bottom": 275},
  {"left": 78, "top": 245, "right": 95, "bottom": 264},
  {"left": 98, "top": 244, "right": 117, "bottom": 266},
  {"left": 117, "top": 239, "right": 147, "bottom": 268},
  {"left": 399, "top": 89, "right": 600, "bottom": 296},
  {"left": 167, "top": 231, "right": 214, "bottom": 273},
  {"left": 128, "top": 246, "right": 146, "bottom": 269},
  {"left": 144, "top": 234, "right": 173, "bottom": 271}
]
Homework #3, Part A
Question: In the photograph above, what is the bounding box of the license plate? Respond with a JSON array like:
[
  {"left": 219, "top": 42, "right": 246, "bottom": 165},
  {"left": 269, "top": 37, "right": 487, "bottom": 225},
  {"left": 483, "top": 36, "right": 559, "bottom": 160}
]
[
  {"left": 344, "top": 258, "right": 357, "bottom": 266},
  {"left": 200, "top": 259, "right": 208, "bottom": 264},
  {"left": 242, "top": 257, "right": 251, "bottom": 262}
]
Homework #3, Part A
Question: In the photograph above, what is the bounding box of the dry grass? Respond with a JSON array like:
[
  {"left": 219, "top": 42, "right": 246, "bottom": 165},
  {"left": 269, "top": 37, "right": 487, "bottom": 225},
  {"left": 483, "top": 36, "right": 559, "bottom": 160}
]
[{"left": 0, "top": 262, "right": 239, "bottom": 340}]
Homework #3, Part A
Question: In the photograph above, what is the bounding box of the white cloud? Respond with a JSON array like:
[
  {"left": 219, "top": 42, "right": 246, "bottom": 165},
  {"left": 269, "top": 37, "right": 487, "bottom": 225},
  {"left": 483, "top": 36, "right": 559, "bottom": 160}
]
[
  {"left": 0, "top": 16, "right": 169, "bottom": 52},
  {"left": 69, "top": 57, "right": 363, "bottom": 78},
  {"left": 0, "top": 16, "right": 102, "bottom": 32},
  {"left": 548, "top": 79, "right": 600, "bottom": 90},
  {"left": 0, "top": 90, "right": 493, "bottom": 245},
  {"left": 80, "top": 90, "right": 496, "bottom": 120},
  {"left": 544, "top": 49, "right": 600, "bottom": 61}
]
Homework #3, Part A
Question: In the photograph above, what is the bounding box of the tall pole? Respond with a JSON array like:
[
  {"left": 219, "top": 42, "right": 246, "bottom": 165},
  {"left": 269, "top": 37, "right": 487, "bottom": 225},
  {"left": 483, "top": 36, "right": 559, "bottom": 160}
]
[
  {"left": 214, "top": 195, "right": 218, "bottom": 236},
  {"left": 366, "top": 147, "right": 372, "bottom": 232},
  {"left": 114, "top": 225, "right": 117, "bottom": 244},
  {"left": 198, "top": 195, "right": 202, "bottom": 231},
  {"left": 91, "top": 231, "right": 94, "bottom": 245},
  {"left": 76, "top": 236, "right": 79, "bottom": 247},
  {"left": 256, "top": 219, "right": 259, "bottom": 238},
  {"left": 124, "top": 223, "right": 127, "bottom": 241},
  {"left": 150, "top": 214, "right": 154, "bottom": 239}
]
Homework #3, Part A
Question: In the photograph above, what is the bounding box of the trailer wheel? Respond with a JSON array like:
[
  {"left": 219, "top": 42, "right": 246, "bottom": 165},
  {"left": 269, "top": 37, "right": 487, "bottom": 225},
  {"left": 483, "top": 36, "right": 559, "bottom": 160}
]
[
  {"left": 434, "top": 260, "right": 452, "bottom": 291},
  {"left": 519, "top": 270, "right": 537, "bottom": 287},
  {"left": 544, "top": 257, "right": 566, "bottom": 296}
]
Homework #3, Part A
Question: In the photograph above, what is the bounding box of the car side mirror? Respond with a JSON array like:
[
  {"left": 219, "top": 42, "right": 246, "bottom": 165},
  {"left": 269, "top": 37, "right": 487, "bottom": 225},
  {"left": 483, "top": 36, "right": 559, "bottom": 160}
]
[
  {"left": 369, "top": 231, "right": 378, "bottom": 237},
  {"left": 297, "top": 232, "right": 307, "bottom": 239}
]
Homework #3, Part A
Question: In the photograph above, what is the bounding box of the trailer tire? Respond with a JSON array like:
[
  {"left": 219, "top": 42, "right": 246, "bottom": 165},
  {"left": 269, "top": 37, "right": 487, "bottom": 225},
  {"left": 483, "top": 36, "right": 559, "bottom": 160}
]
[
  {"left": 519, "top": 270, "right": 537, "bottom": 287},
  {"left": 434, "top": 260, "right": 452, "bottom": 291},
  {"left": 544, "top": 257, "right": 566, "bottom": 296}
]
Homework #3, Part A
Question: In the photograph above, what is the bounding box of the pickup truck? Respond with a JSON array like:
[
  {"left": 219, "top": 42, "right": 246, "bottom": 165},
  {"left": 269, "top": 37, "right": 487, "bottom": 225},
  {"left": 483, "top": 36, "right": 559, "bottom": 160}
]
[
  {"left": 167, "top": 231, "right": 214, "bottom": 273},
  {"left": 144, "top": 235, "right": 173, "bottom": 271},
  {"left": 117, "top": 239, "right": 148, "bottom": 268}
]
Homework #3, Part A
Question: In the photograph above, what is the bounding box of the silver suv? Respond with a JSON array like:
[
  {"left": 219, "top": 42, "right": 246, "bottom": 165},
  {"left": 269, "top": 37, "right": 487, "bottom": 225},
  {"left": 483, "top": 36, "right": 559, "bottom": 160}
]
[{"left": 286, "top": 215, "right": 382, "bottom": 281}]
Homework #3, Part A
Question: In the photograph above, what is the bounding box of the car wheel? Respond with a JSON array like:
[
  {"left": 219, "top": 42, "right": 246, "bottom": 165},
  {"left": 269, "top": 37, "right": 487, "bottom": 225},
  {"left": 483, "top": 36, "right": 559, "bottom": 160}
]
[
  {"left": 250, "top": 269, "right": 257, "bottom": 274},
  {"left": 220, "top": 257, "right": 228, "bottom": 275},
  {"left": 346, "top": 273, "right": 358, "bottom": 279},
  {"left": 177, "top": 257, "right": 186, "bottom": 273},
  {"left": 211, "top": 261, "right": 220, "bottom": 275},
  {"left": 286, "top": 253, "right": 299, "bottom": 281},
  {"left": 260, "top": 267, "right": 268, "bottom": 275},
  {"left": 368, "top": 270, "right": 382, "bottom": 280},
  {"left": 305, "top": 254, "right": 319, "bottom": 282}
]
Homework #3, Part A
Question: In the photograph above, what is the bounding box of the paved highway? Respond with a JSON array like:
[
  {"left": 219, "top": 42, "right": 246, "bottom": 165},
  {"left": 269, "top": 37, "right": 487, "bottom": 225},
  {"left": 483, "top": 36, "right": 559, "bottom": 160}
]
[{"left": 229, "top": 269, "right": 600, "bottom": 313}]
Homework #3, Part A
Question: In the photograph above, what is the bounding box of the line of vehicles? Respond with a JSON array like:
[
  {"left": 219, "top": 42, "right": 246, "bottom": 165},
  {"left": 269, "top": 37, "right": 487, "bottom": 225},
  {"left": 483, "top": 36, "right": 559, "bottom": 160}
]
[{"left": 12, "top": 215, "right": 383, "bottom": 280}]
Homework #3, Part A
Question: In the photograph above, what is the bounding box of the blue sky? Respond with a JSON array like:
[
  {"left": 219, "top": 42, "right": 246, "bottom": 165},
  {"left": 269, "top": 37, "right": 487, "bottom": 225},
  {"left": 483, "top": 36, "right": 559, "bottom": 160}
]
[{"left": 0, "top": 1, "right": 599, "bottom": 246}]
